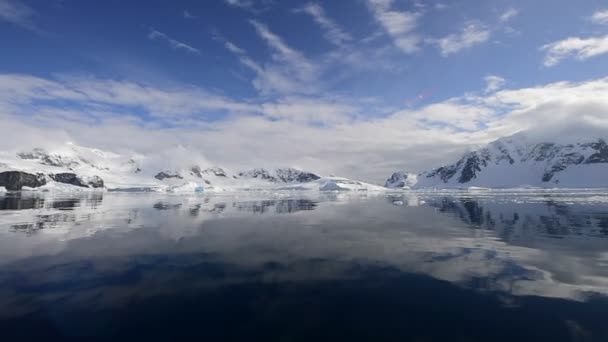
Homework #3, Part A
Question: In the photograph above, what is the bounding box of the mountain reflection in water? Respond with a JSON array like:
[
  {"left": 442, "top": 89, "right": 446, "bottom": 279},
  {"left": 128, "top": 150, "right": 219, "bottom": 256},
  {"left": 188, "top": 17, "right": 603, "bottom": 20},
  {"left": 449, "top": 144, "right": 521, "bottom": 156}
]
[{"left": 0, "top": 190, "right": 607, "bottom": 341}]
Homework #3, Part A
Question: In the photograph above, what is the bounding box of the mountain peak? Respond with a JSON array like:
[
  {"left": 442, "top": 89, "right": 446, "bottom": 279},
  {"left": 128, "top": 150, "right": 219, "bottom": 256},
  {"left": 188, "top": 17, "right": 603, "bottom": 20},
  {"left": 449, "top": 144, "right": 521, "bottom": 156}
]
[{"left": 413, "top": 134, "right": 608, "bottom": 188}]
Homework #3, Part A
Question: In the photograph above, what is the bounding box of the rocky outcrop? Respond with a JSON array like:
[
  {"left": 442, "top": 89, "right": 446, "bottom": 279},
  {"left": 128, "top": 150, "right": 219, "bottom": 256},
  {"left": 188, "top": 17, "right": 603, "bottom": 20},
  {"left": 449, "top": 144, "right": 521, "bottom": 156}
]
[
  {"left": 85, "top": 175, "right": 104, "bottom": 188},
  {"left": 238, "top": 168, "right": 320, "bottom": 183},
  {"left": 0, "top": 171, "right": 47, "bottom": 190},
  {"left": 584, "top": 139, "right": 608, "bottom": 164},
  {"left": 385, "top": 171, "right": 418, "bottom": 188},
  {"left": 154, "top": 171, "right": 183, "bottom": 180},
  {"left": 49, "top": 173, "right": 105, "bottom": 188}
]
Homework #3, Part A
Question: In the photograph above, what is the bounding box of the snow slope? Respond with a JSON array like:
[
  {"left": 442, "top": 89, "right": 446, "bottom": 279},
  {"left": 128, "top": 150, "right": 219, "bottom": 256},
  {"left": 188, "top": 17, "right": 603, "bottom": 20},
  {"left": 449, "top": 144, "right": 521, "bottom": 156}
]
[
  {"left": 414, "top": 133, "right": 608, "bottom": 189},
  {"left": 385, "top": 171, "right": 418, "bottom": 189},
  {"left": 277, "top": 176, "right": 387, "bottom": 192},
  {"left": 0, "top": 143, "right": 386, "bottom": 192}
]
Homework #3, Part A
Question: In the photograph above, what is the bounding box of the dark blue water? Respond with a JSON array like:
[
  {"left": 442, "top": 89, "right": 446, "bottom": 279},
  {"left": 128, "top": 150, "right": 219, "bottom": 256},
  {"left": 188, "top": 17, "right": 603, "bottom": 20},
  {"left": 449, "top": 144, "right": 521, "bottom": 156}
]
[{"left": 1, "top": 190, "right": 608, "bottom": 341}]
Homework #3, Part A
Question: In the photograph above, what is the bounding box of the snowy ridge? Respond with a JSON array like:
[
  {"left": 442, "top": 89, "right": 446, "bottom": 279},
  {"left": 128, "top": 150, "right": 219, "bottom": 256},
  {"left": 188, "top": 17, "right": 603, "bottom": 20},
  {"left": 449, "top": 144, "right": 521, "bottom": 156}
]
[
  {"left": 0, "top": 143, "right": 387, "bottom": 192},
  {"left": 414, "top": 133, "right": 608, "bottom": 188},
  {"left": 385, "top": 171, "right": 418, "bottom": 189}
]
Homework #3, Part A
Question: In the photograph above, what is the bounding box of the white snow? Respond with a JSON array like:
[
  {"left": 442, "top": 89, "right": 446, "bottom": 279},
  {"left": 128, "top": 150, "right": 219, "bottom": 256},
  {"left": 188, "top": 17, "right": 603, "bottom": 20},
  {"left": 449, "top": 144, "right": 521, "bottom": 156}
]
[
  {"left": 413, "top": 133, "right": 608, "bottom": 189},
  {"left": 0, "top": 143, "right": 388, "bottom": 193},
  {"left": 385, "top": 171, "right": 418, "bottom": 189}
]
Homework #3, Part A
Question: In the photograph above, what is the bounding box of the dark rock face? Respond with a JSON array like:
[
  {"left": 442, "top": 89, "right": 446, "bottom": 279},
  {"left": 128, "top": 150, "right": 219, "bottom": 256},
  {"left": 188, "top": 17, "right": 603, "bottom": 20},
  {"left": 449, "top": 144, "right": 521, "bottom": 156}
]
[
  {"left": 154, "top": 172, "right": 183, "bottom": 180},
  {"left": 86, "top": 176, "right": 105, "bottom": 188},
  {"left": 542, "top": 153, "right": 585, "bottom": 182},
  {"left": 49, "top": 173, "right": 104, "bottom": 188},
  {"left": 239, "top": 168, "right": 275, "bottom": 181},
  {"left": 0, "top": 171, "right": 47, "bottom": 190},
  {"left": 50, "top": 173, "right": 88, "bottom": 187},
  {"left": 282, "top": 172, "right": 320, "bottom": 183},
  {"left": 191, "top": 167, "right": 227, "bottom": 178},
  {"left": 204, "top": 167, "right": 227, "bottom": 177},
  {"left": 190, "top": 166, "right": 203, "bottom": 178},
  {"left": 458, "top": 154, "right": 481, "bottom": 183},
  {"left": 240, "top": 168, "right": 320, "bottom": 183},
  {"left": 426, "top": 164, "right": 459, "bottom": 183},
  {"left": 584, "top": 139, "right": 608, "bottom": 164},
  {"left": 385, "top": 172, "right": 408, "bottom": 188}
]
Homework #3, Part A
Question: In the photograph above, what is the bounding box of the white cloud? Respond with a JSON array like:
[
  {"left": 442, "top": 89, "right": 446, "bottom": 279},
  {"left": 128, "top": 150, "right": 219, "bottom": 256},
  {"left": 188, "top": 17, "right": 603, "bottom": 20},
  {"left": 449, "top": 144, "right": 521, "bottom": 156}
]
[
  {"left": 225, "top": 0, "right": 254, "bottom": 9},
  {"left": 218, "top": 37, "right": 303, "bottom": 94},
  {"left": 484, "top": 75, "right": 505, "bottom": 93},
  {"left": 590, "top": 9, "right": 608, "bottom": 24},
  {"left": 499, "top": 8, "right": 518, "bottom": 23},
  {"left": 148, "top": 29, "right": 201, "bottom": 54},
  {"left": 0, "top": 0, "right": 39, "bottom": 32},
  {"left": 435, "top": 22, "right": 491, "bottom": 56},
  {"left": 245, "top": 20, "right": 319, "bottom": 94},
  {"left": 541, "top": 35, "right": 608, "bottom": 67},
  {"left": 2, "top": 73, "right": 608, "bottom": 183},
  {"left": 366, "top": 0, "right": 421, "bottom": 54},
  {"left": 0, "top": 73, "right": 256, "bottom": 120},
  {"left": 295, "top": 3, "right": 352, "bottom": 47}
]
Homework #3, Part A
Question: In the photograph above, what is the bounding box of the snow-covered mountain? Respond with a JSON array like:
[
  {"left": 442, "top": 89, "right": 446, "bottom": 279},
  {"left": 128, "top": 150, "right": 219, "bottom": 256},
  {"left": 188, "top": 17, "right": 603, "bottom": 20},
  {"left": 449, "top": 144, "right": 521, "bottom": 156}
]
[
  {"left": 385, "top": 171, "right": 418, "bottom": 189},
  {"left": 414, "top": 133, "right": 608, "bottom": 188},
  {"left": 237, "top": 168, "right": 320, "bottom": 183},
  {"left": 0, "top": 143, "right": 386, "bottom": 192}
]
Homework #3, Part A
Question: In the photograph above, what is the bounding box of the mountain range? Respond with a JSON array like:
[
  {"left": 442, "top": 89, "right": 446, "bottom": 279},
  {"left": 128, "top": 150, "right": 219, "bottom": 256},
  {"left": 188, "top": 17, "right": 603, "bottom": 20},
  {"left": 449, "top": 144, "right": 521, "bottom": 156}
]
[
  {"left": 390, "top": 133, "right": 608, "bottom": 189},
  {"left": 0, "top": 143, "right": 383, "bottom": 192},
  {"left": 1, "top": 132, "right": 607, "bottom": 192}
]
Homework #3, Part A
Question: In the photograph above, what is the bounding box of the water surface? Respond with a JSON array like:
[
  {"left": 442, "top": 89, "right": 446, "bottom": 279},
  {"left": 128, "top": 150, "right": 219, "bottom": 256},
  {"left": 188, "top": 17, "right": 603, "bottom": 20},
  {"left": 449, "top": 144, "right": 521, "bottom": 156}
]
[{"left": 1, "top": 190, "right": 607, "bottom": 341}]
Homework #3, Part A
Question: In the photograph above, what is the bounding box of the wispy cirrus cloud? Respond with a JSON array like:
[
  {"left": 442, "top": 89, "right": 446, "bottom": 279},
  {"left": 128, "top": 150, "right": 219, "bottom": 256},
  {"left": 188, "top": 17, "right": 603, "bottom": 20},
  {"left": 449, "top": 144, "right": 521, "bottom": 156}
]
[
  {"left": 0, "top": 0, "right": 40, "bottom": 32},
  {"left": 148, "top": 29, "right": 201, "bottom": 54},
  {"left": 434, "top": 21, "right": 491, "bottom": 56},
  {"left": 183, "top": 10, "right": 196, "bottom": 19},
  {"left": 215, "top": 29, "right": 315, "bottom": 95},
  {"left": 541, "top": 35, "right": 608, "bottom": 67},
  {"left": 498, "top": 8, "right": 518, "bottom": 23},
  {"left": 0, "top": 73, "right": 255, "bottom": 120},
  {"left": 366, "top": 0, "right": 421, "bottom": 54},
  {"left": 224, "top": 0, "right": 254, "bottom": 9},
  {"left": 294, "top": 3, "right": 352, "bottom": 47},
  {"left": 247, "top": 20, "right": 320, "bottom": 94}
]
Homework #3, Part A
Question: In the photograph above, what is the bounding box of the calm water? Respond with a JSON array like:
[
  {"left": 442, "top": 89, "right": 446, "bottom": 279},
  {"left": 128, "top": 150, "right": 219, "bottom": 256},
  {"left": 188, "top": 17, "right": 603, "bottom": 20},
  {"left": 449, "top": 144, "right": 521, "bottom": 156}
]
[{"left": 1, "top": 190, "right": 608, "bottom": 341}]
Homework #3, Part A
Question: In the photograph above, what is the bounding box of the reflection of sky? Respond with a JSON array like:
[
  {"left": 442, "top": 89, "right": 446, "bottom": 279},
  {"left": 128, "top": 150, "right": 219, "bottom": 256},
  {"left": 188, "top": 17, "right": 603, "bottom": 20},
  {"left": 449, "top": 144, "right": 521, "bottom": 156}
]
[{"left": 0, "top": 190, "right": 607, "bottom": 316}]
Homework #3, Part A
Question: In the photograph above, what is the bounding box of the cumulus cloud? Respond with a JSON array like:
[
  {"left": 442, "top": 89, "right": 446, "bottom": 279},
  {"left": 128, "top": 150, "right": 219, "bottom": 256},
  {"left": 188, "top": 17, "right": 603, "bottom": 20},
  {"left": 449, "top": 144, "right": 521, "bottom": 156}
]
[
  {"left": 541, "top": 35, "right": 608, "bottom": 67},
  {"left": 435, "top": 21, "right": 491, "bottom": 56},
  {"left": 0, "top": 0, "right": 39, "bottom": 32},
  {"left": 1, "top": 73, "right": 608, "bottom": 183},
  {"left": 148, "top": 29, "right": 201, "bottom": 54},
  {"left": 366, "top": 0, "right": 421, "bottom": 53},
  {"left": 295, "top": 3, "right": 352, "bottom": 47}
]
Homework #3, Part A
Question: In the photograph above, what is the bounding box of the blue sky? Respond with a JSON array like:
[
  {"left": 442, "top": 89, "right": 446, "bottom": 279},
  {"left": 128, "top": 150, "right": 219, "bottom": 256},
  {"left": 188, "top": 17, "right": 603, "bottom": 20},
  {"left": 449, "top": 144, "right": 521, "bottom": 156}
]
[{"left": 2, "top": 0, "right": 608, "bottom": 182}]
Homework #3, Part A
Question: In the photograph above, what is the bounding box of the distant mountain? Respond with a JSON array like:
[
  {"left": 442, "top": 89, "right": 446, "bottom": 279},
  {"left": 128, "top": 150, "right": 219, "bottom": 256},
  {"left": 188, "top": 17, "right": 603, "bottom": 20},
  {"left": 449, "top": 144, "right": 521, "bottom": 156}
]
[
  {"left": 0, "top": 143, "right": 383, "bottom": 192},
  {"left": 413, "top": 133, "right": 608, "bottom": 188},
  {"left": 238, "top": 168, "right": 320, "bottom": 183},
  {"left": 385, "top": 171, "right": 417, "bottom": 189}
]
